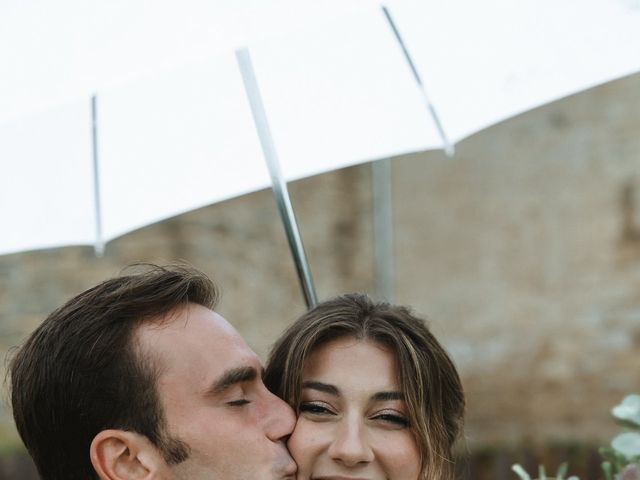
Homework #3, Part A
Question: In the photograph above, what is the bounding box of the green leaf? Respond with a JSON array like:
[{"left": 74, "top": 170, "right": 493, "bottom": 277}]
[
  {"left": 602, "top": 461, "right": 613, "bottom": 480},
  {"left": 556, "top": 462, "right": 569, "bottom": 480},
  {"left": 512, "top": 463, "right": 532, "bottom": 480},
  {"left": 539, "top": 465, "right": 547, "bottom": 480}
]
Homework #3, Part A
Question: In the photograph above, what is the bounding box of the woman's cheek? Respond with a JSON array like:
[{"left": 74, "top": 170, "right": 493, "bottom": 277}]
[{"left": 288, "top": 418, "right": 323, "bottom": 478}]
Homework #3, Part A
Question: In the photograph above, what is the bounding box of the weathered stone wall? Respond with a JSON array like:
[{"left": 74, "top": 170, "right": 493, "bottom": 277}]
[
  {"left": 1, "top": 73, "right": 639, "bottom": 459},
  {"left": 392, "top": 73, "right": 640, "bottom": 446}
]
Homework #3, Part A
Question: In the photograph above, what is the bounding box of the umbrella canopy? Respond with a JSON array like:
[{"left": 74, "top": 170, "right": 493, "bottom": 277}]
[{"left": 2, "top": 0, "right": 639, "bottom": 256}]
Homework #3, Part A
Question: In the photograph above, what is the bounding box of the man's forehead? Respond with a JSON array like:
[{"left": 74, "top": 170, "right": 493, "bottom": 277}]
[
  {"left": 134, "top": 303, "right": 258, "bottom": 371},
  {"left": 136, "top": 303, "right": 233, "bottom": 338}
]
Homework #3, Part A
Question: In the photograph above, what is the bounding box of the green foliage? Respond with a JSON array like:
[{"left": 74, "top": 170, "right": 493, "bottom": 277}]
[
  {"left": 512, "top": 461, "right": 579, "bottom": 480},
  {"left": 512, "top": 463, "right": 532, "bottom": 480},
  {"left": 511, "top": 394, "right": 640, "bottom": 480}
]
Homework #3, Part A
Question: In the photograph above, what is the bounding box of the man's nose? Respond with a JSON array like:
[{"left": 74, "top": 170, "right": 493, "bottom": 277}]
[
  {"left": 327, "top": 418, "right": 374, "bottom": 467},
  {"left": 264, "top": 390, "right": 296, "bottom": 441}
]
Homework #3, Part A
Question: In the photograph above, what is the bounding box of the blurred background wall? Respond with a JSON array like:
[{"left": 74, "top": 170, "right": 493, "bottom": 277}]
[{"left": 1, "top": 72, "right": 638, "bottom": 479}]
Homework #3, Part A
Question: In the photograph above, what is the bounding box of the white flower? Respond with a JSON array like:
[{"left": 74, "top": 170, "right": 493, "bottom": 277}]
[
  {"left": 613, "top": 395, "right": 640, "bottom": 427},
  {"left": 612, "top": 432, "right": 640, "bottom": 459}
]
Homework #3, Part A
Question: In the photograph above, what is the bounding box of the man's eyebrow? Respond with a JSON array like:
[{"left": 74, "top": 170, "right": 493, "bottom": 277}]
[
  {"left": 207, "top": 366, "right": 258, "bottom": 396},
  {"left": 301, "top": 381, "right": 340, "bottom": 396},
  {"left": 371, "top": 391, "right": 404, "bottom": 402}
]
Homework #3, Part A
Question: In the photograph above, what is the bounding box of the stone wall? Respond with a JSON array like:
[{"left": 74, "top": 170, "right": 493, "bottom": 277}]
[{"left": 1, "top": 73, "right": 639, "bottom": 459}]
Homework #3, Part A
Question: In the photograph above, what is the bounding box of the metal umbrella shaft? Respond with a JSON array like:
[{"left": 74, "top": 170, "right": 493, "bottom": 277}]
[
  {"left": 372, "top": 158, "right": 394, "bottom": 302},
  {"left": 236, "top": 47, "right": 318, "bottom": 309}
]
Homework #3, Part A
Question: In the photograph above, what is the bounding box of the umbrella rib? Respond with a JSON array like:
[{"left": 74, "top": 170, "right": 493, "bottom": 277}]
[
  {"left": 381, "top": 5, "right": 454, "bottom": 156},
  {"left": 91, "top": 94, "right": 105, "bottom": 256},
  {"left": 236, "top": 47, "right": 318, "bottom": 309}
]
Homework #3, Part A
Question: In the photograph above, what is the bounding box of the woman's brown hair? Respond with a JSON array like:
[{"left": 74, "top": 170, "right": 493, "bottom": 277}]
[{"left": 264, "top": 293, "right": 465, "bottom": 480}]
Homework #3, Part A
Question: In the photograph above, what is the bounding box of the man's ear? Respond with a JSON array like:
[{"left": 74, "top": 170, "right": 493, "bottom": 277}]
[{"left": 90, "top": 429, "right": 169, "bottom": 480}]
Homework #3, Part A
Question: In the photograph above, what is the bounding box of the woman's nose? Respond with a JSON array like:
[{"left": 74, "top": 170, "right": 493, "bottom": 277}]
[{"left": 327, "top": 418, "right": 375, "bottom": 467}]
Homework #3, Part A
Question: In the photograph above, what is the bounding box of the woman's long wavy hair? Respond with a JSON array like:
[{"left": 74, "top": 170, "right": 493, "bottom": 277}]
[{"left": 264, "top": 293, "right": 465, "bottom": 480}]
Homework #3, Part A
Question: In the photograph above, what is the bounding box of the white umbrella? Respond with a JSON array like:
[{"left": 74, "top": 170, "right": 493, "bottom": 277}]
[
  {"left": 1, "top": 1, "right": 430, "bottom": 254},
  {"left": 2, "top": 0, "right": 639, "bottom": 301}
]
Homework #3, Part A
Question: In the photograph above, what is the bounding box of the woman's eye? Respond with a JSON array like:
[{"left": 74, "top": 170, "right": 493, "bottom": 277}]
[
  {"left": 299, "top": 402, "right": 334, "bottom": 415},
  {"left": 373, "top": 412, "right": 410, "bottom": 428},
  {"left": 227, "top": 399, "right": 250, "bottom": 407}
]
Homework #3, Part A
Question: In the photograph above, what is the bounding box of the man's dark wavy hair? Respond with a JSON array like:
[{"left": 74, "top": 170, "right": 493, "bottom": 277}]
[{"left": 8, "top": 264, "right": 218, "bottom": 480}]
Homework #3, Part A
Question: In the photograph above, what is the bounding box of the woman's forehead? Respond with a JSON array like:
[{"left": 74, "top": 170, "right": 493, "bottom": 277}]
[{"left": 302, "top": 337, "right": 400, "bottom": 392}]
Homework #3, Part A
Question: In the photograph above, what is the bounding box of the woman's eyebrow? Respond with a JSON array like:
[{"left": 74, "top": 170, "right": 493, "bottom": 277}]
[
  {"left": 371, "top": 391, "right": 404, "bottom": 402},
  {"left": 301, "top": 380, "right": 340, "bottom": 396}
]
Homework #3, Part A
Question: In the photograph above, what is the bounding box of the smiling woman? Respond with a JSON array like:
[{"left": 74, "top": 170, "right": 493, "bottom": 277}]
[{"left": 265, "top": 293, "right": 465, "bottom": 480}]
